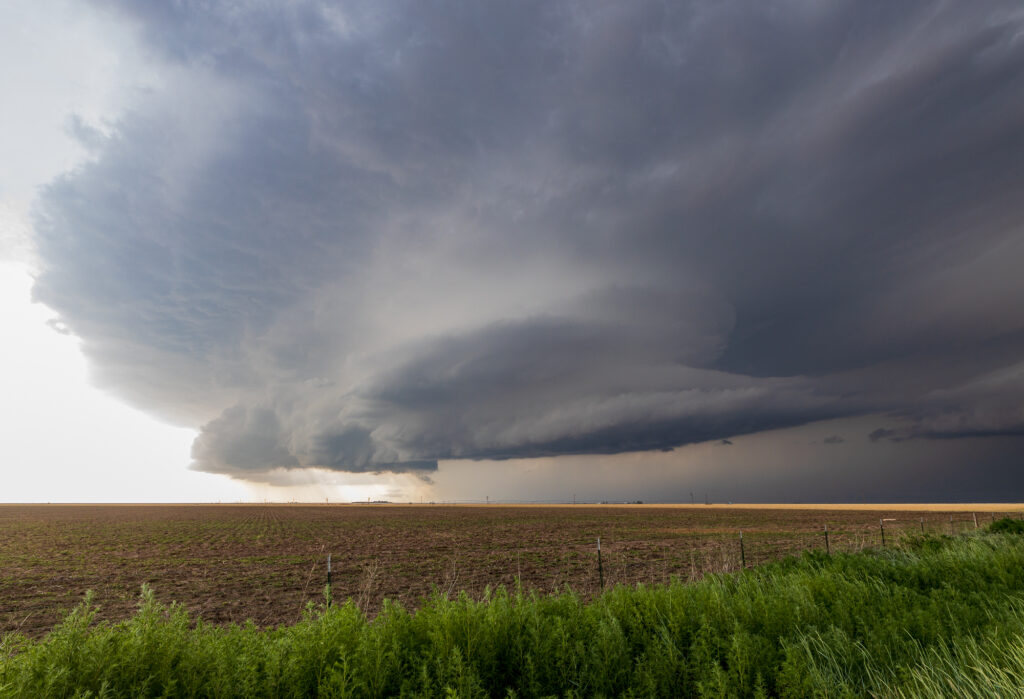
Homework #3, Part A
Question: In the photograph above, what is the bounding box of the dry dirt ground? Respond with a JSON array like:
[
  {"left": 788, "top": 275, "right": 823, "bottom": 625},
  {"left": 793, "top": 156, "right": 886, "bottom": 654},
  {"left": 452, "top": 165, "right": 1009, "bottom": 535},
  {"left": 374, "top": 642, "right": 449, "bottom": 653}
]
[{"left": 1, "top": 503, "right": 1020, "bottom": 639}]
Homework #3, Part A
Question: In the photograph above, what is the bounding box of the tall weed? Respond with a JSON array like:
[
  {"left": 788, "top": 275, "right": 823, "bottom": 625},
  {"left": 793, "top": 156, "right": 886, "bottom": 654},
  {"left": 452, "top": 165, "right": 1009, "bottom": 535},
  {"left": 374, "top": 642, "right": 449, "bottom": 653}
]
[{"left": 2, "top": 534, "right": 1024, "bottom": 697}]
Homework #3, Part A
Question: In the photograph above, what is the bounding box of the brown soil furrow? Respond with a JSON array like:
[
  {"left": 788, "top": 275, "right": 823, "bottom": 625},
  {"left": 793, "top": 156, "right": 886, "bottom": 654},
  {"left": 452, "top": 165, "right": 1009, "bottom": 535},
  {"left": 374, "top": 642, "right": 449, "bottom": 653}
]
[{"left": 1, "top": 503, "right": 1018, "bottom": 638}]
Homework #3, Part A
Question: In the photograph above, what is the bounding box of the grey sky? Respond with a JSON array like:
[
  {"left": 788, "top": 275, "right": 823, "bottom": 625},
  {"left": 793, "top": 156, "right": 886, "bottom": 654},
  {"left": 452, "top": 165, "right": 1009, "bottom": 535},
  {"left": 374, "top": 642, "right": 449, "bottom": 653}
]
[{"left": 27, "top": 0, "right": 1024, "bottom": 494}]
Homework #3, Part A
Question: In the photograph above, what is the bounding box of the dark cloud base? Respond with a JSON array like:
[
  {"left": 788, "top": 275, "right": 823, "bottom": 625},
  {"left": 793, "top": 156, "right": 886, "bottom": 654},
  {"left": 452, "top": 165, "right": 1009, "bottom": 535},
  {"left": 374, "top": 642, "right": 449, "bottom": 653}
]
[{"left": 30, "top": 0, "right": 1024, "bottom": 483}]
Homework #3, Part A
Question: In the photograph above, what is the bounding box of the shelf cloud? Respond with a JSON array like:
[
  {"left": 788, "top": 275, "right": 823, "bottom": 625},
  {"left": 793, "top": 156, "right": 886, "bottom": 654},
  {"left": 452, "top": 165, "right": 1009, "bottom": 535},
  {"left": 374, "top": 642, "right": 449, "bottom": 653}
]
[{"left": 31, "top": 0, "right": 1024, "bottom": 478}]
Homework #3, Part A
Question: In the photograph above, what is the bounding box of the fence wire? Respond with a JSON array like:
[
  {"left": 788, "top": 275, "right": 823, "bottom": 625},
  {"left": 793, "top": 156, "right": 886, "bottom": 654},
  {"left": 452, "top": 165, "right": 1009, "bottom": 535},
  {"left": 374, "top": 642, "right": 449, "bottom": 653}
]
[{"left": 325, "top": 513, "right": 1015, "bottom": 617}]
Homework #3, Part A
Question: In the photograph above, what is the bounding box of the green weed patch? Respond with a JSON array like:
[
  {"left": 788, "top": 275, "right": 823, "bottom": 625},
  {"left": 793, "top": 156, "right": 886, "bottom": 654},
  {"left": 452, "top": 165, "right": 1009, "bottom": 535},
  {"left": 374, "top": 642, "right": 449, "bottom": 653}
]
[
  {"left": 990, "top": 517, "right": 1024, "bottom": 534},
  {"left": 3, "top": 534, "right": 1024, "bottom": 697}
]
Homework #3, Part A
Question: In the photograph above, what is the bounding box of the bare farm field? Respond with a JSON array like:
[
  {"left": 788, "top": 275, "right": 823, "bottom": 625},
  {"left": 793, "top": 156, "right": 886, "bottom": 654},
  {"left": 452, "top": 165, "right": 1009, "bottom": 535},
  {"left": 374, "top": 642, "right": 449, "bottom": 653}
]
[{"left": 1, "top": 503, "right": 1020, "bottom": 639}]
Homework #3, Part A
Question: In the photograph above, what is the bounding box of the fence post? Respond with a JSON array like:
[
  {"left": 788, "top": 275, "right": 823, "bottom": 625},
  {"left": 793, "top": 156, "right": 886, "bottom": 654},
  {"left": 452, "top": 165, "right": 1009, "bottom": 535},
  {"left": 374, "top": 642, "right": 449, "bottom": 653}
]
[
  {"left": 920, "top": 517, "right": 924, "bottom": 534},
  {"left": 973, "top": 513, "right": 978, "bottom": 529},
  {"left": 326, "top": 553, "right": 332, "bottom": 606},
  {"left": 879, "top": 519, "right": 886, "bottom": 547},
  {"left": 950, "top": 515, "right": 954, "bottom": 536},
  {"left": 597, "top": 537, "right": 604, "bottom": 590},
  {"left": 824, "top": 524, "right": 830, "bottom": 555},
  {"left": 739, "top": 531, "right": 746, "bottom": 568}
]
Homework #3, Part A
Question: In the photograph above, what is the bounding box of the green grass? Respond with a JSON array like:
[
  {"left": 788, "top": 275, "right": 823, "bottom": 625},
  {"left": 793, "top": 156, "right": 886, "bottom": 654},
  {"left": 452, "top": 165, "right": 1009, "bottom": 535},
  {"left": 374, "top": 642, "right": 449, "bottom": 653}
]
[
  {"left": 3, "top": 533, "right": 1024, "bottom": 697},
  {"left": 990, "top": 517, "right": 1024, "bottom": 535}
]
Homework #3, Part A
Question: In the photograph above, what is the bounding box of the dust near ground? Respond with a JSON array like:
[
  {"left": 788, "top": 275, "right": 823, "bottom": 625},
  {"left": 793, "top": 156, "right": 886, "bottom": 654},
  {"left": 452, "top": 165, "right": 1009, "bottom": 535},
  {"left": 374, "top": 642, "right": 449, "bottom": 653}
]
[{"left": 1, "top": 504, "right": 1019, "bottom": 639}]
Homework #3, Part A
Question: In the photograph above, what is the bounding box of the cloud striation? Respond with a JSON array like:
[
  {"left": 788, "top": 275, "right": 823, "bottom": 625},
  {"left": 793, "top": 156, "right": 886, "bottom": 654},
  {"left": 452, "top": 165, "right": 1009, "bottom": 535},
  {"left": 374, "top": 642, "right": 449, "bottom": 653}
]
[{"left": 31, "top": 0, "right": 1024, "bottom": 478}]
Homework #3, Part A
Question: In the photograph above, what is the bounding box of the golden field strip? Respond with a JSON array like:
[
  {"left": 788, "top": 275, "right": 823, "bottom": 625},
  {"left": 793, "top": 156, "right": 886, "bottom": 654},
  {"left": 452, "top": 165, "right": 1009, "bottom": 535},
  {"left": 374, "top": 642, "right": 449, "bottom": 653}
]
[
  {"left": 1, "top": 503, "right": 1020, "bottom": 639},
  {"left": 12, "top": 502, "right": 1024, "bottom": 510}
]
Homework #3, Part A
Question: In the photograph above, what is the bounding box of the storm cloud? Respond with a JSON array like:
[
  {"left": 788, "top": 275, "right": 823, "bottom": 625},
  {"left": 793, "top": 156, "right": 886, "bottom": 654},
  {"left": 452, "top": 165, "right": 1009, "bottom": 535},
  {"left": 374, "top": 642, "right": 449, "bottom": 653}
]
[{"left": 31, "top": 0, "right": 1024, "bottom": 478}]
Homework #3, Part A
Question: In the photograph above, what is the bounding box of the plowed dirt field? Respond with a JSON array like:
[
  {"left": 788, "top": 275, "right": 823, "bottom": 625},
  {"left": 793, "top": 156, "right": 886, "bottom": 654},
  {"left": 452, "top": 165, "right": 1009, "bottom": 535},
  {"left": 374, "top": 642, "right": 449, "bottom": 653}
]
[{"left": 1, "top": 504, "right": 1018, "bottom": 638}]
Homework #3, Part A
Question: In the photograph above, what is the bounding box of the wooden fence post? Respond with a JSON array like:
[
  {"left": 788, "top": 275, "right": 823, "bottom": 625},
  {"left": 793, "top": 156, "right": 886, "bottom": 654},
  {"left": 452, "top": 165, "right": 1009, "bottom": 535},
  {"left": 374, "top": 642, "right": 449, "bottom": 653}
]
[
  {"left": 597, "top": 537, "right": 604, "bottom": 590},
  {"left": 973, "top": 513, "right": 978, "bottom": 529},
  {"left": 326, "top": 553, "right": 332, "bottom": 606},
  {"left": 920, "top": 517, "right": 924, "bottom": 534},
  {"left": 950, "top": 515, "right": 955, "bottom": 536},
  {"left": 824, "top": 524, "right": 830, "bottom": 555},
  {"left": 739, "top": 531, "right": 746, "bottom": 568},
  {"left": 879, "top": 519, "right": 886, "bottom": 547}
]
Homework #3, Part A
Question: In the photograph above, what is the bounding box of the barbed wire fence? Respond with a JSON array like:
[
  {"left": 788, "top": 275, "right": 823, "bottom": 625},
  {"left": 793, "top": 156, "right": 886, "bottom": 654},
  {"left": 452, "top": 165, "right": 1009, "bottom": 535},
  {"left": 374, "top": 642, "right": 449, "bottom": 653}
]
[{"left": 320, "top": 511, "right": 1023, "bottom": 615}]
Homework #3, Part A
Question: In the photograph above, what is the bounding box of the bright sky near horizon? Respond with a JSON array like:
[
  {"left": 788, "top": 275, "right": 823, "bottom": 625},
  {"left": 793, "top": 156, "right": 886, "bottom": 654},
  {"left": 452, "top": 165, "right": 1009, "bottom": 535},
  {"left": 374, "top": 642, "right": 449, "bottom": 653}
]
[
  {"left": 0, "top": 1, "right": 348, "bottom": 502},
  {"left": 3, "top": 0, "right": 1024, "bottom": 503},
  {"left": 1, "top": 258, "right": 406, "bottom": 502},
  {"left": 0, "top": 262, "right": 244, "bottom": 502},
  {"left": 0, "top": 0, "right": 206, "bottom": 502}
]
